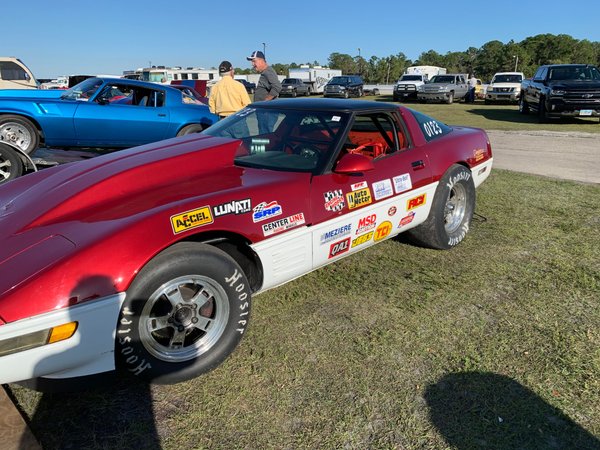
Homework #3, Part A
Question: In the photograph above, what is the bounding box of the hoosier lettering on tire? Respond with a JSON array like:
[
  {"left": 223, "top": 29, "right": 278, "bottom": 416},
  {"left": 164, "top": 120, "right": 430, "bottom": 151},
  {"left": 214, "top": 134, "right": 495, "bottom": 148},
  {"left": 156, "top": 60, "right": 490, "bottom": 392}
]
[
  {"left": 116, "top": 242, "right": 251, "bottom": 384},
  {"left": 406, "top": 164, "right": 475, "bottom": 250}
]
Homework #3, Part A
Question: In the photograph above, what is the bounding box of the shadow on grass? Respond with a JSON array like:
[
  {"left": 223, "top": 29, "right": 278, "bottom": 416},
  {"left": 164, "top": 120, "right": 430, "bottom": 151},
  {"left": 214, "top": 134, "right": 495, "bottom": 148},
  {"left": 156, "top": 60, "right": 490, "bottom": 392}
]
[
  {"left": 22, "top": 377, "right": 160, "bottom": 450},
  {"left": 465, "top": 107, "right": 600, "bottom": 127},
  {"left": 424, "top": 372, "right": 599, "bottom": 449}
]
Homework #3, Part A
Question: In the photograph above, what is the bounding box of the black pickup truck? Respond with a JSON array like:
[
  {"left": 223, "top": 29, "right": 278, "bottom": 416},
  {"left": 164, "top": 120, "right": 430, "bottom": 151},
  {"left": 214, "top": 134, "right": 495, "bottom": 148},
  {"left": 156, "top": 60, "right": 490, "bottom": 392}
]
[{"left": 519, "top": 64, "right": 600, "bottom": 122}]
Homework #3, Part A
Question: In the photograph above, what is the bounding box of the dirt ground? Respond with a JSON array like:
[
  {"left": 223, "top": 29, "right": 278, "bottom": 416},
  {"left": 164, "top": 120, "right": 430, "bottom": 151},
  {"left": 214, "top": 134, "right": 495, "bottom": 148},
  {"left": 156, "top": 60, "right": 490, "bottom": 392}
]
[{"left": 487, "top": 130, "right": 600, "bottom": 184}]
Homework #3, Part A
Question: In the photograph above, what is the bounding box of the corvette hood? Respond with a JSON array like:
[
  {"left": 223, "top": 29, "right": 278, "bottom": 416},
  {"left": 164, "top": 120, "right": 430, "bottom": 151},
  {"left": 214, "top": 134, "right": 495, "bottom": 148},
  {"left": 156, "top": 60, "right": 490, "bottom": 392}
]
[{"left": 0, "top": 135, "right": 242, "bottom": 236}]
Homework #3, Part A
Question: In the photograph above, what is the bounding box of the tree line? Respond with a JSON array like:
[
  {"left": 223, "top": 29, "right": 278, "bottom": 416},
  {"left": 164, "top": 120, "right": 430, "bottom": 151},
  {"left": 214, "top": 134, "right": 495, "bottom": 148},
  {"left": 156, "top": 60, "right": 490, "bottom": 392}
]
[{"left": 235, "top": 34, "right": 600, "bottom": 84}]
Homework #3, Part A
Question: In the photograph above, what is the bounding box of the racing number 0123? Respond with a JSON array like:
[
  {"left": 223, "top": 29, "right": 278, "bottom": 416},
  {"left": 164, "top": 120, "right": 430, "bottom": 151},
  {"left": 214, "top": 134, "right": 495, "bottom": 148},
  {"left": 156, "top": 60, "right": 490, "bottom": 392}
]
[{"left": 423, "top": 120, "right": 443, "bottom": 138}]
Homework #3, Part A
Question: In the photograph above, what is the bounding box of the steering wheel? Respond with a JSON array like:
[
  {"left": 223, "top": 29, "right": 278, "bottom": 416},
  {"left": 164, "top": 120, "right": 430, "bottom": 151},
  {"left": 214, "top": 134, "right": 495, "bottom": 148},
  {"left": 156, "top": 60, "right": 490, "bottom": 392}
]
[{"left": 285, "top": 141, "right": 322, "bottom": 160}]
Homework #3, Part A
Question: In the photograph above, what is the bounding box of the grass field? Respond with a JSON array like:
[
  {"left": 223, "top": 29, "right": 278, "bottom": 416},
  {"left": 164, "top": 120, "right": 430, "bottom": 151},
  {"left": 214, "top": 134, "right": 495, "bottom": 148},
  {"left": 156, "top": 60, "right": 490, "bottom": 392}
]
[
  {"left": 8, "top": 169, "right": 600, "bottom": 449},
  {"left": 367, "top": 95, "right": 600, "bottom": 132}
]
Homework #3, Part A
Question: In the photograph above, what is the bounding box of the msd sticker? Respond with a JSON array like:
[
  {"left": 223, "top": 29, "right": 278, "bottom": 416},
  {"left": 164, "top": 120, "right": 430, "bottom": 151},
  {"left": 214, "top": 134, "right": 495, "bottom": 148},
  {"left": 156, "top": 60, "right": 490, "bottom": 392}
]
[
  {"left": 253, "top": 201, "right": 282, "bottom": 222},
  {"left": 373, "top": 179, "right": 393, "bottom": 200},
  {"left": 328, "top": 238, "right": 351, "bottom": 259},
  {"left": 356, "top": 214, "right": 377, "bottom": 235},
  {"left": 171, "top": 206, "right": 213, "bottom": 234},
  {"left": 323, "top": 190, "right": 345, "bottom": 212},
  {"left": 393, "top": 173, "right": 412, "bottom": 194},
  {"left": 262, "top": 213, "right": 305, "bottom": 236},
  {"left": 346, "top": 187, "right": 372, "bottom": 210}
]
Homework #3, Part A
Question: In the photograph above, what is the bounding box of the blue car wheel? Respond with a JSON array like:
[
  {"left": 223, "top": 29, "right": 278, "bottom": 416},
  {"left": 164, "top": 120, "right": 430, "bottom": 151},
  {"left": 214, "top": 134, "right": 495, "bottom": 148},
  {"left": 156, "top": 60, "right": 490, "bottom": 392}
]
[{"left": 0, "top": 115, "right": 39, "bottom": 155}]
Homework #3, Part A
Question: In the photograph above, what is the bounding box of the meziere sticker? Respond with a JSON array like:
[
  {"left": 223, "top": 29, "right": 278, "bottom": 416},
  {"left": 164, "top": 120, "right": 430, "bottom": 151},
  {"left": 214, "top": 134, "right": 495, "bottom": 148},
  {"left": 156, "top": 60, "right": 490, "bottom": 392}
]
[{"left": 171, "top": 206, "right": 214, "bottom": 234}]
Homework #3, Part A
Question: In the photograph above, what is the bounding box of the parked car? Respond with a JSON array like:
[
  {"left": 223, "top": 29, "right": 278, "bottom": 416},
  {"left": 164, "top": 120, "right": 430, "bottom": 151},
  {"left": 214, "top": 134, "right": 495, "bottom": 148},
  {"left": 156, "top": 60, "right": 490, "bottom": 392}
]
[
  {"left": 0, "top": 99, "right": 493, "bottom": 391},
  {"left": 237, "top": 79, "right": 256, "bottom": 94},
  {"left": 0, "top": 77, "right": 218, "bottom": 154},
  {"left": 485, "top": 72, "right": 524, "bottom": 104},
  {"left": 170, "top": 84, "right": 209, "bottom": 105},
  {"left": 520, "top": 64, "right": 600, "bottom": 122},
  {"left": 417, "top": 74, "right": 469, "bottom": 104},
  {"left": 323, "top": 75, "right": 364, "bottom": 98},
  {"left": 279, "top": 78, "right": 311, "bottom": 97}
]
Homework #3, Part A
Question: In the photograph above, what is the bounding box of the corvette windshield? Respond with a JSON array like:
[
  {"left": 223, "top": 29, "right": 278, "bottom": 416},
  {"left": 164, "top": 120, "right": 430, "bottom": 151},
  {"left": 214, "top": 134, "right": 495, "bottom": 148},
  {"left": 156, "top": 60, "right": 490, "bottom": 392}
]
[
  {"left": 203, "top": 107, "right": 349, "bottom": 173},
  {"left": 61, "top": 77, "right": 103, "bottom": 101}
]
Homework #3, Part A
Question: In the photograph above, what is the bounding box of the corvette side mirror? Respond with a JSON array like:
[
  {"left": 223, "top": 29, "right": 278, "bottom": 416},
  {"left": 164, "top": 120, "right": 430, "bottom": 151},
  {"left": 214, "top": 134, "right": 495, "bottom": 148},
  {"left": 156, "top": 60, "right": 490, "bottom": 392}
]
[{"left": 334, "top": 153, "right": 375, "bottom": 174}]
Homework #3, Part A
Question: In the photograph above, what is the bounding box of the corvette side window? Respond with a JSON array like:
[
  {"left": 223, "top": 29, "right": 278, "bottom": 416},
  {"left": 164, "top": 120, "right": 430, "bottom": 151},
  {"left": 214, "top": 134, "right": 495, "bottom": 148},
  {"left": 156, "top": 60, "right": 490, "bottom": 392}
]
[
  {"left": 409, "top": 109, "right": 452, "bottom": 142},
  {"left": 345, "top": 113, "right": 398, "bottom": 159}
]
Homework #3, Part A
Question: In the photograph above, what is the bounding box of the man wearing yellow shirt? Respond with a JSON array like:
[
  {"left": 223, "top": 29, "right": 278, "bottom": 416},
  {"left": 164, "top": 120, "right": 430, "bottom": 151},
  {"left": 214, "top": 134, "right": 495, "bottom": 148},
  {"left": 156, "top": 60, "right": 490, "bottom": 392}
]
[{"left": 209, "top": 61, "right": 251, "bottom": 118}]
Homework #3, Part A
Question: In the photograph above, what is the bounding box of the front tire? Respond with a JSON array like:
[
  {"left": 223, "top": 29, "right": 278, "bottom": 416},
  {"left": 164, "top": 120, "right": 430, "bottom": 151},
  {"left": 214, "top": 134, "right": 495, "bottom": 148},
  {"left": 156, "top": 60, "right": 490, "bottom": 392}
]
[
  {"left": 116, "top": 243, "right": 251, "bottom": 384},
  {"left": 446, "top": 92, "right": 454, "bottom": 104},
  {"left": 538, "top": 98, "right": 549, "bottom": 123},
  {"left": 519, "top": 96, "right": 530, "bottom": 114},
  {"left": 0, "top": 143, "right": 24, "bottom": 184},
  {"left": 0, "top": 115, "right": 39, "bottom": 155},
  {"left": 406, "top": 164, "right": 475, "bottom": 250}
]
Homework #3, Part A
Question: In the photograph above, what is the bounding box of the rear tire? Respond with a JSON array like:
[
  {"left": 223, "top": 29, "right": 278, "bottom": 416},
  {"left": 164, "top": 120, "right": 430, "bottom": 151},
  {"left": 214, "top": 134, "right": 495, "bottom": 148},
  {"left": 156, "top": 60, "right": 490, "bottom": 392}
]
[
  {"left": 406, "top": 164, "right": 475, "bottom": 250},
  {"left": 177, "top": 124, "right": 205, "bottom": 136},
  {"left": 0, "top": 143, "right": 24, "bottom": 184},
  {"left": 0, "top": 115, "right": 39, "bottom": 155},
  {"left": 116, "top": 242, "right": 251, "bottom": 384}
]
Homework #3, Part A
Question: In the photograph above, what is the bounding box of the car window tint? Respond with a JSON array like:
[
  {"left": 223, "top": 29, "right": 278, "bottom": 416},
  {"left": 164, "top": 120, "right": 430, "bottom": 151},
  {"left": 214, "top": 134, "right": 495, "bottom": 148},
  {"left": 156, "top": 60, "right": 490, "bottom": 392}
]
[
  {"left": 408, "top": 109, "right": 452, "bottom": 142},
  {"left": 203, "top": 107, "right": 349, "bottom": 173}
]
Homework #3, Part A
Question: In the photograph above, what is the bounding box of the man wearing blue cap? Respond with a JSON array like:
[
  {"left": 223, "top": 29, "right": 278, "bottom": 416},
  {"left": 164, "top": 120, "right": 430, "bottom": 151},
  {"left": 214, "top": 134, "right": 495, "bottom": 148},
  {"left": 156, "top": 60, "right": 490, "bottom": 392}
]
[{"left": 247, "top": 50, "right": 281, "bottom": 102}]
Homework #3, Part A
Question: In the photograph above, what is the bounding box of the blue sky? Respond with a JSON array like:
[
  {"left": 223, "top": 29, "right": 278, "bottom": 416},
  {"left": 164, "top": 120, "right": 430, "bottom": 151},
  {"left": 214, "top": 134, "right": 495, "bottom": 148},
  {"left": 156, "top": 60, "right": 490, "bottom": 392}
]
[{"left": 7, "top": 0, "right": 600, "bottom": 78}]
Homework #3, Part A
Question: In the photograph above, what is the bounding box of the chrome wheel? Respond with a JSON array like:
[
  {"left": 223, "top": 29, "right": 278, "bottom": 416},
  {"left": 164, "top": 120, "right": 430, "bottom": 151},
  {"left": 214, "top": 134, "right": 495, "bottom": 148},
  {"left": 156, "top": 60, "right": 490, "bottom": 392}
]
[
  {"left": 444, "top": 182, "right": 467, "bottom": 234},
  {"left": 0, "top": 122, "right": 32, "bottom": 153},
  {"left": 139, "top": 275, "right": 230, "bottom": 363}
]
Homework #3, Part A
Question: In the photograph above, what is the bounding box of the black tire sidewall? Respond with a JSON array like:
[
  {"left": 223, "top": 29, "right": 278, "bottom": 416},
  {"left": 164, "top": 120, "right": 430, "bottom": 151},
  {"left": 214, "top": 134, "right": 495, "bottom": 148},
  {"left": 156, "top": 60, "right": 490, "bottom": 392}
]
[
  {"left": 0, "top": 144, "right": 24, "bottom": 182},
  {"left": 116, "top": 243, "right": 251, "bottom": 384},
  {"left": 408, "top": 165, "right": 475, "bottom": 249}
]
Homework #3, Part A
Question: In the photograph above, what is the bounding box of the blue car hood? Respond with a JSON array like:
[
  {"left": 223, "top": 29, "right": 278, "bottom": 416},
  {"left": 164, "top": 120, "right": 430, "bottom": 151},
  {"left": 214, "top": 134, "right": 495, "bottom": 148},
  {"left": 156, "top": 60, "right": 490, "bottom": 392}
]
[{"left": 0, "top": 89, "right": 64, "bottom": 100}]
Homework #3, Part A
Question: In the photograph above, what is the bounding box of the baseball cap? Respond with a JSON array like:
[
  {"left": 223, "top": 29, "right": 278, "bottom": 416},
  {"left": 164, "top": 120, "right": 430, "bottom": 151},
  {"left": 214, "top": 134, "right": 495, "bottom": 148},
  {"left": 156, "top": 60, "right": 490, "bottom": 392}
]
[
  {"left": 218, "top": 61, "right": 233, "bottom": 73},
  {"left": 246, "top": 50, "right": 265, "bottom": 61}
]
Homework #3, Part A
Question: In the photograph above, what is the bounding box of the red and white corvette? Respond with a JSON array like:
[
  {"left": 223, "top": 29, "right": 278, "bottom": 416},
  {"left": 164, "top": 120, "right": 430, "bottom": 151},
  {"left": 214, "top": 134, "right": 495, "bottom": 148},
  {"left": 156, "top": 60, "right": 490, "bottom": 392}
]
[{"left": 0, "top": 99, "right": 493, "bottom": 390}]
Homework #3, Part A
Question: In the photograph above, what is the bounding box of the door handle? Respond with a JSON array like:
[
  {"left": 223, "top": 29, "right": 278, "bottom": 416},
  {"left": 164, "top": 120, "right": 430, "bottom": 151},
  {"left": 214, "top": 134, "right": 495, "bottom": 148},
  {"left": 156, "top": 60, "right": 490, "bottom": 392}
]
[
  {"left": 411, "top": 160, "right": 425, "bottom": 170},
  {"left": 158, "top": 113, "right": 166, "bottom": 117}
]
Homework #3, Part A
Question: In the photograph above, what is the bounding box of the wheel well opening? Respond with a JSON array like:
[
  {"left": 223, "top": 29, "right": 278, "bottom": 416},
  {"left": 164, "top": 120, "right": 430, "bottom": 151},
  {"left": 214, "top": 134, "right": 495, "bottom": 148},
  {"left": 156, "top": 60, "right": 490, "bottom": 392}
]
[{"left": 184, "top": 233, "right": 263, "bottom": 293}]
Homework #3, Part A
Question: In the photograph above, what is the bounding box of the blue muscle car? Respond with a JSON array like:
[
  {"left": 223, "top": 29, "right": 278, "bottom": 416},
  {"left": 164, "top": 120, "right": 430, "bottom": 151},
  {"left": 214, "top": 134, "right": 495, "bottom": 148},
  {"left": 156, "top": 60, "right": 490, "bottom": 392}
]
[{"left": 0, "top": 78, "right": 219, "bottom": 154}]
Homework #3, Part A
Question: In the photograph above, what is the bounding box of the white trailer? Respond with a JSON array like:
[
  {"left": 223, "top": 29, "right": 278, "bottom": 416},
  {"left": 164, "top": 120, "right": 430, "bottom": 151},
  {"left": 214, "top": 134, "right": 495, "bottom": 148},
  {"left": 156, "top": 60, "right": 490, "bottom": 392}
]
[
  {"left": 288, "top": 66, "right": 342, "bottom": 94},
  {"left": 405, "top": 66, "right": 447, "bottom": 81}
]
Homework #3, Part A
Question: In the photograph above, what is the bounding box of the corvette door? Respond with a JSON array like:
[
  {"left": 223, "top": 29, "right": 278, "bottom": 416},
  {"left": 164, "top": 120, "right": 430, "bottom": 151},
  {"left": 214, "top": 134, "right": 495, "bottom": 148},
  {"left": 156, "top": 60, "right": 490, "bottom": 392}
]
[
  {"left": 72, "top": 84, "right": 171, "bottom": 147},
  {"left": 309, "top": 111, "right": 433, "bottom": 268}
]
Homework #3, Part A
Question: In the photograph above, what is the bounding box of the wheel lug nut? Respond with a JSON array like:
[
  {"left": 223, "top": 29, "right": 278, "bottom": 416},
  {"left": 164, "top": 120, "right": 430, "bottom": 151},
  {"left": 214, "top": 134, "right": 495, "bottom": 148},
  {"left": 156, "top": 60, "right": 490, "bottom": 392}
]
[{"left": 192, "top": 318, "right": 198, "bottom": 324}]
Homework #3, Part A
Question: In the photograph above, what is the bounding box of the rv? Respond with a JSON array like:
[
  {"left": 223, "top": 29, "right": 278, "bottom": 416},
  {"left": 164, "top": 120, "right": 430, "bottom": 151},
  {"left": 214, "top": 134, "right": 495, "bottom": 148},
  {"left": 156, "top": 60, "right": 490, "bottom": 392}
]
[
  {"left": 0, "top": 57, "right": 38, "bottom": 89},
  {"left": 137, "top": 66, "right": 219, "bottom": 85}
]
